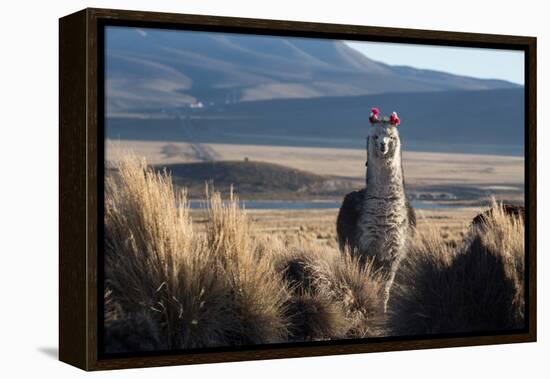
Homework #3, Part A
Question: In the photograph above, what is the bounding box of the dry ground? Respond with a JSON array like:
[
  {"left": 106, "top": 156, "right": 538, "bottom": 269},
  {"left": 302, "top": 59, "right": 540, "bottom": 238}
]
[
  {"left": 104, "top": 156, "right": 525, "bottom": 353},
  {"left": 190, "top": 206, "right": 481, "bottom": 251},
  {"left": 107, "top": 139, "right": 522, "bottom": 247},
  {"left": 106, "top": 140, "right": 524, "bottom": 201}
]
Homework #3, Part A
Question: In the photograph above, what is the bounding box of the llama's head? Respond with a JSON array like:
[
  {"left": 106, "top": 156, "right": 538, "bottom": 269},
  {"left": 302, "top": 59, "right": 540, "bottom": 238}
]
[{"left": 368, "top": 109, "right": 402, "bottom": 162}]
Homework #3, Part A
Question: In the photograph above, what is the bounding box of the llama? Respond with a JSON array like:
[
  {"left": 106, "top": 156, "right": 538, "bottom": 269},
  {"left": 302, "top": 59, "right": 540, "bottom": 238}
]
[{"left": 336, "top": 108, "right": 416, "bottom": 311}]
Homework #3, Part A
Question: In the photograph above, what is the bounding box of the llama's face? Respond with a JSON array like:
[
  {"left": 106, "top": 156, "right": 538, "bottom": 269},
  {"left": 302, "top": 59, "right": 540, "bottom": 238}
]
[{"left": 369, "top": 124, "right": 401, "bottom": 160}]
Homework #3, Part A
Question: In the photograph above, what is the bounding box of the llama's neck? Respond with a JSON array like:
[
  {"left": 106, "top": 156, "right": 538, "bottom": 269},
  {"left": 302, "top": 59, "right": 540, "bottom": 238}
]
[{"left": 366, "top": 150, "right": 406, "bottom": 198}]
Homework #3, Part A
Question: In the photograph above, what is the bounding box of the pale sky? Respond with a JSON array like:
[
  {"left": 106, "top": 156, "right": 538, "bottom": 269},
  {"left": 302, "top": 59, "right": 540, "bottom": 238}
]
[{"left": 346, "top": 41, "right": 525, "bottom": 85}]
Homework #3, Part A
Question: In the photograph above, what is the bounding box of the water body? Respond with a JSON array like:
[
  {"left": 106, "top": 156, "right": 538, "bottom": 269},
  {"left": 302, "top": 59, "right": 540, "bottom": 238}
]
[{"left": 188, "top": 200, "right": 461, "bottom": 210}]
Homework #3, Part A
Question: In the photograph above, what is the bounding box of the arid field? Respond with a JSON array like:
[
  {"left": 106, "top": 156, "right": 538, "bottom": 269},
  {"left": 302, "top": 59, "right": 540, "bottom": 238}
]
[
  {"left": 104, "top": 156, "right": 525, "bottom": 353},
  {"left": 190, "top": 207, "right": 480, "bottom": 251},
  {"left": 106, "top": 140, "right": 524, "bottom": 183},
  {"left": 106, "top": 139, "right": 524, "bottom": 248},
  {"left": 106, "top": 139, "right": 524, "bottom": 203}
]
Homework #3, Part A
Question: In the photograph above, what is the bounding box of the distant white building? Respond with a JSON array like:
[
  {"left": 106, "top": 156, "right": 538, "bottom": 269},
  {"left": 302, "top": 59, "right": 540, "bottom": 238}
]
[{"left": 190, "top": 101, "right": 204, "bottom": 109}]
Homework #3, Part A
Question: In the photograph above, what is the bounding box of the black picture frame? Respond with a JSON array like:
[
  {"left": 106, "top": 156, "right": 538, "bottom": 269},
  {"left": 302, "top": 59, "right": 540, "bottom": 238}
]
[{"left": 59, "top": 7, "right": 537, "bottom": 371}]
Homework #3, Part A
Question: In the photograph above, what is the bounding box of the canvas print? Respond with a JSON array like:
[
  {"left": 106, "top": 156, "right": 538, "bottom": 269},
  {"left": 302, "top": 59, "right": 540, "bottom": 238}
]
[{"left": 102, "top": 26, "right": 526, "bottom": 355}]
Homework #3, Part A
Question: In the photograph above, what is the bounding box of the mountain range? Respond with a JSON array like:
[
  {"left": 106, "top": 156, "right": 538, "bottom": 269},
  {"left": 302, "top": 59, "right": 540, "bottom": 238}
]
[
  {"left": 106, "top": 27, "right": 520, "bottom": 115},
  {"left": 105, "top": 27, "right": 524, "bottom": 155}
]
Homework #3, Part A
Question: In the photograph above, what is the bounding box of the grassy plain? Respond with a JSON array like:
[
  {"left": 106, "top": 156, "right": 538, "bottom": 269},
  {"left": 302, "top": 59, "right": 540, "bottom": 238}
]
[
  {"left": 106, "top": 139, "right": 524, "bottom": 246},
  {"left": 190, "top": 206, "right": 481, "bottom": 251}
]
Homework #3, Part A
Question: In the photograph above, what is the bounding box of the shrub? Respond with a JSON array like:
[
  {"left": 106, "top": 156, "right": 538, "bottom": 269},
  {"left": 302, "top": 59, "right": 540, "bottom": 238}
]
[
  {"left": 272, "top": 241, "right": 384, "bottom": 340},
  {"left": 388, "top": 202, "right": 525, "bottom": 335},
  {"left": 104, "top": 157, "right": 290, "bottom": 352},
  {"left": 204, "top": 190, "right": 290, "bottom": 345}
]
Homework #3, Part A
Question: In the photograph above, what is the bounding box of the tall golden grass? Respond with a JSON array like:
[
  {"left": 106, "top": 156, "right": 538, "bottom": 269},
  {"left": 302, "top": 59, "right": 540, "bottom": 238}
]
[
  {"left": 104, "top": 156, "right": 383, "bottom": 353},
  {"left": 104, "top": 155, "right": 524, "bottom": 353}
]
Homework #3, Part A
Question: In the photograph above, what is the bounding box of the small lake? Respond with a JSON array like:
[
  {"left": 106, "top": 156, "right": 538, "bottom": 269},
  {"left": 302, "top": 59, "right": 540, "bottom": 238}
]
[{"left": 188, "top": 200, "right": 461, "bottom": 210}]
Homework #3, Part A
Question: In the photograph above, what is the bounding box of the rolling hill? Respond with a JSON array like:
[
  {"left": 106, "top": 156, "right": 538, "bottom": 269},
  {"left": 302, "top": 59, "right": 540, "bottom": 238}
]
[{"left": 155, "top": 161, "right": 356, "bottom": 199}]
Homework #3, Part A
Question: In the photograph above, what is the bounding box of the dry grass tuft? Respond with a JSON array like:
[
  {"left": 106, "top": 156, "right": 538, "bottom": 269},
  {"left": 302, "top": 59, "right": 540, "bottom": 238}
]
[
  {"left": 271, "top": 241, "right": 384, "bottom": 340},
  {"left": 388, "top": 202, "right": 525, "bottom": 335},
  {"left": 329, "top": 253, "right": 385, "bottom": 338},
  {"left": 272, "top": 243, "right": 349, "bottom": 340},
  {"left": 104, "top": 156, "right": 289, "bottom": 353},
  {"left": 204, "top": 189, "right": 291, "bottom": 345}
]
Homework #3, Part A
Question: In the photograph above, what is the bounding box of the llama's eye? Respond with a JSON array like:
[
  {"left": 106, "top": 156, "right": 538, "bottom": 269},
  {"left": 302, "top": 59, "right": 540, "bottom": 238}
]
[{"left": 373, "top": 136, "right": 378, "bottom": 140}]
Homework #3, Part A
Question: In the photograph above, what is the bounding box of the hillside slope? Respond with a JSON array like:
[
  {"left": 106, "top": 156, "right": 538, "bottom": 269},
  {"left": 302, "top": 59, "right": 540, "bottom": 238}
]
[
  {"left": 105, "top": 27, "right": 519, "bottom": 116},
  {"left": 155, "top": 160, "right": 356, "bottom": 199},
  {"left": 107, "top": 88, "right": 524, "bottom": 155}
]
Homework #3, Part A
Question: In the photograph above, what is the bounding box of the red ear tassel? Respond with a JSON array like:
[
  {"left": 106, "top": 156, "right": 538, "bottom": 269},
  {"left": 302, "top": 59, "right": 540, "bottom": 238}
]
[
  {"left": 369, "top": 107, "right": 380, "bottom": 124},
  {"left": 369, "top": 107, "right": 400, "bottom": 126},
  {"left": 389, "top": 111, "right": 400, "bottom": 126}
]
